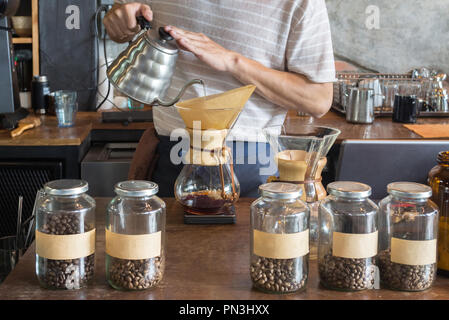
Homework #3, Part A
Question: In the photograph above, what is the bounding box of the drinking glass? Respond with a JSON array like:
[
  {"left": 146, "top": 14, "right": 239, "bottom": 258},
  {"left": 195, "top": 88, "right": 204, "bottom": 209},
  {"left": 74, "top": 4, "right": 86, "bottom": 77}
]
[
  {"left": 54, "top": 91, "right": 78, "bottom": 128},
  {"left": 382, "top": 80, "right": 399, "bottom": 110}
]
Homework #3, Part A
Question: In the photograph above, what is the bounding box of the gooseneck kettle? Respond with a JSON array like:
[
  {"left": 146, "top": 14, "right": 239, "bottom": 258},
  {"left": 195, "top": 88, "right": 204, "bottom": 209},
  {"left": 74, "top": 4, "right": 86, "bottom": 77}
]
[{"left": 107, "top": 17, "right": 204, "bottom": 106}]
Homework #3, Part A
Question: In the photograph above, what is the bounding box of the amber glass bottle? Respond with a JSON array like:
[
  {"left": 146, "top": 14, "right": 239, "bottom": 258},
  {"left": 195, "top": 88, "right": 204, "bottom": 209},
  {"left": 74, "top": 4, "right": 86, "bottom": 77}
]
[{"left": 428, "top": 151, "right": 449, "bottom": 275}]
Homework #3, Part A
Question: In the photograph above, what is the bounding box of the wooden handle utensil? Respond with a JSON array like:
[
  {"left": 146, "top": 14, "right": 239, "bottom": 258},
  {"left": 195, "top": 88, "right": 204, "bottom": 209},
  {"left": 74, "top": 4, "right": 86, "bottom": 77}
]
[{"left": 10, "top": 116, "right": 42, "bottom": 138}]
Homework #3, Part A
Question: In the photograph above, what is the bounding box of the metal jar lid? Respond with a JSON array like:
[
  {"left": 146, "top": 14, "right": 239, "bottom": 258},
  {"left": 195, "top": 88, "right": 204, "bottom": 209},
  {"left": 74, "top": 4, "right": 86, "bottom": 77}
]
[
  {"left": 259, "top": 182, "right": 302, "bottom": 200},
  {"left": 387, "top": 182, "right": 432, "bottom": 199},
  {"left": 327, "top": 181, "right": 372, "bottom": 199},
  {"left": 33, "top": 75, "right": 48, "bottom": 83},
  {"left": 114, "top": 181, "right": 159, "bottom": 197},
  {"left": 44, "top": 180, "right": 88, "bottom": 196}
]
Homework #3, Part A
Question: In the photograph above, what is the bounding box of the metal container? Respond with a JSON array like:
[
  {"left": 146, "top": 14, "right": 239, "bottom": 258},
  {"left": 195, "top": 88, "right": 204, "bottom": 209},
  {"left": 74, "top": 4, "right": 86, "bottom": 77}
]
[
  {"left": 339, "top": 80, "right": 357, "bottom": 111},
  {"left": 107, "top": 19, "right": 203, "bottom": 106},
  {"left": 31, "top": 75, "right": 51, "bottom": 115},
  {"left": 346, "top": 88, "right": 375, "bottom": 124}
]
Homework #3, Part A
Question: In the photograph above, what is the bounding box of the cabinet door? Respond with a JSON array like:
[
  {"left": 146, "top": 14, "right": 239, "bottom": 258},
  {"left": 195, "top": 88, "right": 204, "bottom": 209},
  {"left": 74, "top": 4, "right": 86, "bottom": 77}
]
[
  {"left": 39, "top": 0, "right": 98, "bottom": 111},
  {"left": 0, "top": 161, "right": 62, "bottom": 237}
]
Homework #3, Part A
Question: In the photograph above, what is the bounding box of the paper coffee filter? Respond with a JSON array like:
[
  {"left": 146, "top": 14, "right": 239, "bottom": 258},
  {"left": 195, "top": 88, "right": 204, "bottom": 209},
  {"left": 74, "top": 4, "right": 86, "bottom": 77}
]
[{"left": 176, "top": 85, "right": 256, "bottom": 129}]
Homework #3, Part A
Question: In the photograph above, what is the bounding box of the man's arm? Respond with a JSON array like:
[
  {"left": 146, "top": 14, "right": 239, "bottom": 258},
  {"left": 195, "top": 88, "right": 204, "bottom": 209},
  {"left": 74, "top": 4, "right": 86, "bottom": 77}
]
[{"left": 165, "top": 26, "right": 333, "bottom": 118}]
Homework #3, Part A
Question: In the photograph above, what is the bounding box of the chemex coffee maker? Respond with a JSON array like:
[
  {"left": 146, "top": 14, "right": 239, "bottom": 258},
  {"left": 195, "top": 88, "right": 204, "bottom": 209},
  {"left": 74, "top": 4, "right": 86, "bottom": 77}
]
[
  {"left": 263, "top": 124, "right": 341, "bottom": 257},
  {"left": 105, "top": 15, "right": 257, "bottom": 224},
  {"left": 174, "top": 85, "right": 256, "bottom": 224}
]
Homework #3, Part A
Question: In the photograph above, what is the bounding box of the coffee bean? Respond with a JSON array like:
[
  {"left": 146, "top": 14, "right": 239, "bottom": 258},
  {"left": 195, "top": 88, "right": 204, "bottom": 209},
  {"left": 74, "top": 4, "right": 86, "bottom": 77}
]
[
  {"left": 318, "top": 253, "right": 376, "bottom": 291},
  {"left": 108, "top": 255, "right": 164, "bottom": 290},
  {"left": 378, "top": 249, "right": 435, "bottom": 291},
  {"left": 250, "top": 256, "right": 307, "bottom": 293},
  {"left": 37, "top": 212, "right": 95, "bottom": 290}
]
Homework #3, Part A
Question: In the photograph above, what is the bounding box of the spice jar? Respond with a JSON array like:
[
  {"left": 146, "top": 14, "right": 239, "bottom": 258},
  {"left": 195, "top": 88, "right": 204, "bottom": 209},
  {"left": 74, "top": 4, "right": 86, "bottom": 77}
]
[
  {"left": 250, "top": 183, "right": 309, "bottom": 293},
  {"left": 35, "top": 180, "right": 96, "bottom": 290},
  {"left": 106, "top": 181, "right": 166, "bottom": 290},
  {"left": 318, "top": 181, "right": 379, "bottom": 291},
  {"left": 378, "top": 182, "right": 439, "bottom": 291},
  {"left": 428, "top": 151, "right": 449, "bottom": 275}
]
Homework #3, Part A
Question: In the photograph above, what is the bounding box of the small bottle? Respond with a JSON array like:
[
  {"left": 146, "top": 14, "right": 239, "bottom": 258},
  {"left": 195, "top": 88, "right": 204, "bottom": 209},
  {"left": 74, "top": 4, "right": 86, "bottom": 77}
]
[
  {"left": 250, "top": 183, "right": 309, "bottom": 293},
  {"left": 35, "top": 180, "right": 96, "bottom": 290},
  {"left": 318, "top": 182, "right": 379, "bottom": 291},
  {"left": 378, "top": 182, "right": 438, "bottom": 291},
  {"left": 106, "top": 181, "right": 166, "bottom": 290},
  {"left": 428, "top": 151, "right": 449, "bottom": 274}
]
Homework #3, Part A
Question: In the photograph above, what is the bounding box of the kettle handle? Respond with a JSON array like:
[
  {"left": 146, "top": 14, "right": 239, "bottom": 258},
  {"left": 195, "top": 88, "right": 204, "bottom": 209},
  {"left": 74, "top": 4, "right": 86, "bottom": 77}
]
[
  {"left": 156, "top": 79, "right": 205, "bottom": 107},
  {"left": 136, "top": 16, "right": 152, "bottom": 31}
]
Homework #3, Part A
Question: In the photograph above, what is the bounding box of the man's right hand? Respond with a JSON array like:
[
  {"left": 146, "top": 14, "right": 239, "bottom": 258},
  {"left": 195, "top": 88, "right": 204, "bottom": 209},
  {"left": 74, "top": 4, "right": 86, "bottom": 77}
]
[{"left": 103, "top": 3, "right": 153, "bottom": 43}]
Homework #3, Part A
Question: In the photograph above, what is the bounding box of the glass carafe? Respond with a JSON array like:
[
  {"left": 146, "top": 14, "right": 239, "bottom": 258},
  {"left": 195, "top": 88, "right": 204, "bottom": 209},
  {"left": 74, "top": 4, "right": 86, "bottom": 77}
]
[{"left": 175, "top": 146, "right": 240, "bottom": 215}]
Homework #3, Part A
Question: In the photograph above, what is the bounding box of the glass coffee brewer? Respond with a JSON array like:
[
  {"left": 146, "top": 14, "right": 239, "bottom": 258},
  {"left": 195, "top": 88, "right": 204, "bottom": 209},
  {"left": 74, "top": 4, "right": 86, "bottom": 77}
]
[
  {"left": 174, "top": 85, "right": 256, "bottom": 224},
  {"left": 263, "top": 125, "right": 341, "bottom": 258}
]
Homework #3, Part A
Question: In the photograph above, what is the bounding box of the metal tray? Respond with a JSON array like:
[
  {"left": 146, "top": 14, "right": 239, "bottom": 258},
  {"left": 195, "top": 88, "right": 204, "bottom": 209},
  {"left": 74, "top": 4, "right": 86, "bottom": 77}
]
[{"left": 332, "top": 104, "right": 449, "bottom": 118}]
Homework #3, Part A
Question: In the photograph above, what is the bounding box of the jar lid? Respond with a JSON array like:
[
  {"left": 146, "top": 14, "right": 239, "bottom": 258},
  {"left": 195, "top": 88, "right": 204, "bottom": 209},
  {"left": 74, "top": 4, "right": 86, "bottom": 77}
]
[
  {"left": 387, "top": 182, "right": 432, "bottom": 199},
  {"left": 114, "top": 181, "right": 159, "bottom": 197},
  {"left": 327, "top": 181, "right": 372, "bottom": 199},
  {"left": 259, "top": 183, "right": 302, "bottom": 200},
  {"left": 44, "top": 180, "right": 88, "bottom": 196}
]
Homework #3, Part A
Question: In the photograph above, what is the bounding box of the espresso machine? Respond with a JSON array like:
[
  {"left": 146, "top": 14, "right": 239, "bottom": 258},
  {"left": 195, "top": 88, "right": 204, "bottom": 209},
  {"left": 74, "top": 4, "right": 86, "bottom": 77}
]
[{"left": 0, "top": 0, "right": 28, "bottom": 129}]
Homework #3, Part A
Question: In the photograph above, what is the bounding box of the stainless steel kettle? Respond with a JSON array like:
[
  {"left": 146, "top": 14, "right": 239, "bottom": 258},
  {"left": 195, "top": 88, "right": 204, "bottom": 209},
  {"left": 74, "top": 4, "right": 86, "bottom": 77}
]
[{"left": 107, "top": 17, "right": 204, "bottom": 106}]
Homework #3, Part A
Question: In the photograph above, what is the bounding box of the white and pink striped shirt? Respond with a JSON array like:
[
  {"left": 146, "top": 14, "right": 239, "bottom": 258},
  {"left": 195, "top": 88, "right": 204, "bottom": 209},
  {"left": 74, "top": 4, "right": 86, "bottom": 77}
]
[{"left": 116, "top": 0, "right": 336, "bottom": 142}]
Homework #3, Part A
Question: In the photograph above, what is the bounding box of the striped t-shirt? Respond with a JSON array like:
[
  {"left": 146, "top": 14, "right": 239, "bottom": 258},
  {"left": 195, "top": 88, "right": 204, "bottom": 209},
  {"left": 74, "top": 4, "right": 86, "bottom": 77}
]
[{"left": 115, "top": 0, "right": 336, "bottom": 142}]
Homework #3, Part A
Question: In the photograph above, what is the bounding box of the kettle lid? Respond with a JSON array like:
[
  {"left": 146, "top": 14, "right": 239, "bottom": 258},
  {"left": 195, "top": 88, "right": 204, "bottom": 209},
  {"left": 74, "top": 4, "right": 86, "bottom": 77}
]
[{"left": 144, "top": 27, "right": 178, "bottom": 55}]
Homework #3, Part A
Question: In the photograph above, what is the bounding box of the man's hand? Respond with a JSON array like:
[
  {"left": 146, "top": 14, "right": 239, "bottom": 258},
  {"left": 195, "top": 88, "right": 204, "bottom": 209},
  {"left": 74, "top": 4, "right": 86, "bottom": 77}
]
[
  {"left": 104, "top": 3, "right": 153, "bottom": 43},
  {"left": 164, "top": 25, "right": 237, "bottom": 73}
]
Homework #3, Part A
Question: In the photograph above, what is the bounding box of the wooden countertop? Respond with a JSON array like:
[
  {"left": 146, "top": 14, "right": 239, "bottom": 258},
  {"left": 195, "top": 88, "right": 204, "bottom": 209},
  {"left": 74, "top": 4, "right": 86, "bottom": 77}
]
[
  {"left": 1, "top": 110, "right": 448, "bottom": 147},
  {"left": 1, "top": 198, "right": 449, "bottom": 300},
  {"left": 0, "top": 112, "right": 154, "bottom": 147},
  {"left": 286, "top": 110, "right": 449, "bottom": 143}
]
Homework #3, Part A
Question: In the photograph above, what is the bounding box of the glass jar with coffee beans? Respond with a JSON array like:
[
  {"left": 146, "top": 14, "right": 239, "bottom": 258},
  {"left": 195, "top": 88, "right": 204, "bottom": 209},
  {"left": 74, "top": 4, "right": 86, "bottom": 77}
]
[
  {"left": 318, "top": 182, "right": 379, "bottom": 291},
  {"left": 378, "top": 182, "right": 439, "bottom": 291},
  {"left": 250, "top": 183, "right": 309, "bottom": 294},
  {"left": 106, "top": 181, "right": 166, "bottom": 291},
  {"left": 35, "top": 180, "right": 96, "bottom": 290}
]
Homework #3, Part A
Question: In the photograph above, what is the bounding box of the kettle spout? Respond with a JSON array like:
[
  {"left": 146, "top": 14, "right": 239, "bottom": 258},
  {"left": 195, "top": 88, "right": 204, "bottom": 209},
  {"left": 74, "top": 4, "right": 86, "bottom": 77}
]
[{"left": 156, "top": 79, "right": 205, "bottom": 107}]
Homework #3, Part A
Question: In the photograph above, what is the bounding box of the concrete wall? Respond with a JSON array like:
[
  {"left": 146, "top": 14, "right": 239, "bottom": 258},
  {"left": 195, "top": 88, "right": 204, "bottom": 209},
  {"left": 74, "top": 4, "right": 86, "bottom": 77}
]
[{"left": 326, "top": 0, "right": 449, "bottom": 75}]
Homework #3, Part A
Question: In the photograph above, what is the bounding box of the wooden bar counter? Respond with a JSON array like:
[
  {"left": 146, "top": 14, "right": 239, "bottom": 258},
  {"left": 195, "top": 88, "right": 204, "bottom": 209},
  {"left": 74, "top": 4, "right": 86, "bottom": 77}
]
[
  {"left": 1, "top": 198, "right": 449, "bottom": 300},
  {"left": 1, "top": 110, "right": 449, "bottom": 147}
]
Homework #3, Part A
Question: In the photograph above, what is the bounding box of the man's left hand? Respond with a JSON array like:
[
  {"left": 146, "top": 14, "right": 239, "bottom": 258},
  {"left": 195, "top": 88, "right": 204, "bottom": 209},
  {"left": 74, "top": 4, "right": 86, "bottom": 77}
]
[{"left": 164, "top": 25, "right": 237, "bottom": 73}]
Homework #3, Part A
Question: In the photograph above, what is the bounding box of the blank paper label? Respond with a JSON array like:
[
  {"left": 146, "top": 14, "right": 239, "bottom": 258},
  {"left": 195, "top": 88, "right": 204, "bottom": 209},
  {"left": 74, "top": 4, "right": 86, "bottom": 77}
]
[
  {"left": 332, "top": 231, "right": 378, "bottom": 259},
  {"left": 106, "top": 229, "right": 161, "bottom": 260},
  {"left": 36, "top": 229, "right": 96, "bottom": 260},
  {"left": 391, "top": 238, "right": 437, "bottom": 265},
  {"left": 253, "top": 229, "right": 309, "bottom": 259}
]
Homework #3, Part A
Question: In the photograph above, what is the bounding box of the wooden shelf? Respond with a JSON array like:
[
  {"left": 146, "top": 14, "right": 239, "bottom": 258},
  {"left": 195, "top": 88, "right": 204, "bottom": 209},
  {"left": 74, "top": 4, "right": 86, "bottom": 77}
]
[
  {"left": 11, "top": 0, "right": 39, "bottom": 75},
  {"left": 12, "top": 37, "right": 32, "bottom": 44}
]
